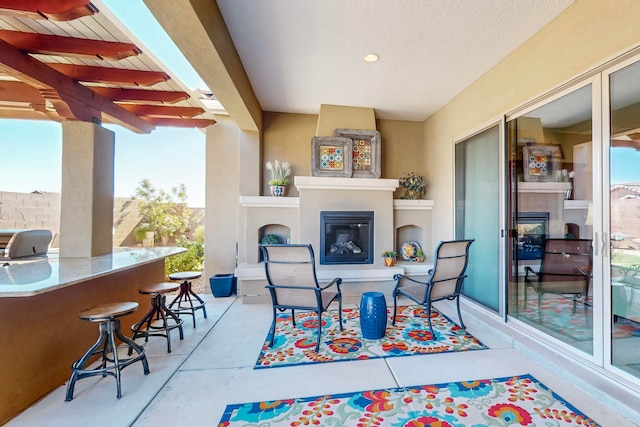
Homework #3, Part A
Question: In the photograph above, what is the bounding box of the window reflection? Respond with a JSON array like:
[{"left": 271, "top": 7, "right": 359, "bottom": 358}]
[
  {"left": 610, "top": 60, "right": 640, "bottom": 376},
  {"left": 508, "top": 85, "right": 594, "bottom": 355}
]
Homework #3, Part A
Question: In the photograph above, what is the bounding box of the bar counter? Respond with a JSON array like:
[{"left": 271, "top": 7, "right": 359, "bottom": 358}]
[
  {"left": 0, "top": 247, "right": 184, "bottom": 297},
  {"left": 0, "top": 247, "right": 184, "bottom": 424}
]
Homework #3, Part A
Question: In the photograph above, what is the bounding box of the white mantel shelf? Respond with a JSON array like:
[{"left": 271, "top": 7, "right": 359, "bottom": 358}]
[
  {"left": 239, "top": 196, "right": 300, "bottom": 208},
  {"left": 393, "top": 200, "right": 434, "bottom": 210},
  {"left": 518, "top": 182, "right": 571, "bottom": 193},
  {"left": 295, "top": 176, "right": 399, "bottom": 191}
]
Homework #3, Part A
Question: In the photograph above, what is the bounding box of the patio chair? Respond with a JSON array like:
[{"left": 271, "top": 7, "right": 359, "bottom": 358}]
[
  {"left": 260, "top": 244, "right": 343, "bottom": 352},
  {"left": 524, "top": 238, "right": 592, "bottom": 315},
  {"left": 392, "top": 239, "right": 474, "bottom": 339}
]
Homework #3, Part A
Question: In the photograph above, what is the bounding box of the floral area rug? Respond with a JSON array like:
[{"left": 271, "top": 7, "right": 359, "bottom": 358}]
[
  {"left": 218, "top": 374, "right": 600, "bottom": 426},
  {"left": 255, "top": 305, "right": 487, "bottom": 369},
  {"left": 516, "top": 296, "right": 640, "bottom": 342}
]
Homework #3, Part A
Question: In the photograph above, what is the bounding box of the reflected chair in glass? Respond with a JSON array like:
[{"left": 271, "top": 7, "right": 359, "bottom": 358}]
[
  {"left": 392, "top": 239, "right": 474, "bottom": 339},
  {"left": 524, "top": 238, "right": 592, "bottom": 316},
  {"left": 260, "top": 244, "right": 343, "bottom": 352}
]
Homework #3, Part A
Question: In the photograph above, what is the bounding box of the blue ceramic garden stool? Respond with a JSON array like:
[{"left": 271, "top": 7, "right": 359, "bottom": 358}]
[{"left": 360, "top": 292, "right": 387, "bottom": 339}]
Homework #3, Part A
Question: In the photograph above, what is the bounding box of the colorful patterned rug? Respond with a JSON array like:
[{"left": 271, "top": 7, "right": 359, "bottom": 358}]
[
  {"left": 515, "top": 296, "right": 640, "bottom": 342},
  {"left": 255, "top": 305, "right": 487, "bottom": 369},
  {"left": 218, "top": 374, "right": 600, "bottom": 426}
]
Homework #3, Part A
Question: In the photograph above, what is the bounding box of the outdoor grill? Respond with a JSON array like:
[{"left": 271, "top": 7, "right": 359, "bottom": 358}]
[{"left": 0, "top": 230, "right": 52, "bottom": 260}]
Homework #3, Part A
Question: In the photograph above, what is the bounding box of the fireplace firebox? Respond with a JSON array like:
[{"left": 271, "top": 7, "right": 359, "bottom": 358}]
[
  {"left": 517, "top": 212, "right": 549, "bottom": 260},
  {"left": 320, "top": 211, "right": 374, "bottom": 265}
]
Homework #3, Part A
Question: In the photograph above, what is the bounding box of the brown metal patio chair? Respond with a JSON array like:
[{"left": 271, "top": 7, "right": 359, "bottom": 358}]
[
  {"left": 260, "top": 244, "right": 343, "bottom": 352},
  {"left": 524, "top": 238, "right": 592, "bottom": 314},
  {"left": 392, "top": 239, "right": 474, "bottom": 339}
]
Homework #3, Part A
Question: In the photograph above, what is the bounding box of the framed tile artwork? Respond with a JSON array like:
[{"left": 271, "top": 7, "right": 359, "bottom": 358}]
[
  {"left": 522, "top": 145, "right": 561, "bottom": 182},
  {"left": 334, "top": 128, "right": 381, "bottom": 178},
  {"left": 311, "top": 136, "right": 353, "bottom": 177}
]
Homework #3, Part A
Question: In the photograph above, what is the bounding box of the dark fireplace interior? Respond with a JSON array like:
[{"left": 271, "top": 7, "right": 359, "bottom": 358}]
[
  {"left": 517, "top": 212, "right": 549, "bottom": 260},
  {"left": 320, "top": 211, "right": 374, "bottom": 265}
]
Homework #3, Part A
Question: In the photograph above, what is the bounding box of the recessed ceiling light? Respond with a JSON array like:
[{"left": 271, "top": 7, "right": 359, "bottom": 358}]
[{"left": 363, "top": 53, "right": 379, "bottom": 63}]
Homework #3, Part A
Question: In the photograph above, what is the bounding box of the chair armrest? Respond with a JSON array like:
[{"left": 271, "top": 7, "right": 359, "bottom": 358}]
[
  {"left": 524, "top": 266, "right": 537, "bottom": 282},
  {"left": 266, "top": 284, "right": 324, "bottom": 291},
  {"left": 320, "top": 277, "right": 342, "bottom": 291},
  {"left": 393, "top": 273, "right": 430, "bottom": 286}
]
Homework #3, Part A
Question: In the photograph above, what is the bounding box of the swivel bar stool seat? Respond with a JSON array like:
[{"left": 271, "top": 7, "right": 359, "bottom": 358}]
[
  {"left": 168, "top": 271, "right": 207, "bottom": 327},
  {"left": 65, "top": 302, "right": 150, "bottom": 402},
  {"left": 131, "top": 282, "right": 184, "bottom": 353}
]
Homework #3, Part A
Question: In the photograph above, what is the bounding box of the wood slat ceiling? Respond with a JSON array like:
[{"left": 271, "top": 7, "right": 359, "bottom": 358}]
[{"left": 0, "top": 0, "right": 215, "bottom": 133}]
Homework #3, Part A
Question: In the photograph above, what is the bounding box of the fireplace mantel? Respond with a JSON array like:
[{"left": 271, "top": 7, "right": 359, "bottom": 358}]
[{"left": 295, "top": 176, "right": 399, "bottom": 192}]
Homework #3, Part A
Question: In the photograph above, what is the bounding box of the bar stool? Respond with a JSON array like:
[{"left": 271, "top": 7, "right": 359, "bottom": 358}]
[
  {"left": 131, "top": 283, "right": 184, "bottom": 353},
  {"left": 65, "top": 302, "right": 149, "bottom": 402},
  {"left": 167, "top": 271, "right": 207, "bottom": 327}
]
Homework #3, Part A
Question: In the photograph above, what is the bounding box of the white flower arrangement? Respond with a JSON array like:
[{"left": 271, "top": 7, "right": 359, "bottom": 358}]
[{"left": 266, "top": 160, "right": 291, "bottom": 186}]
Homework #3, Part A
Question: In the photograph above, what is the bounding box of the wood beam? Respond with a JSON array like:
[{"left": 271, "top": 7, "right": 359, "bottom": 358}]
[
  {"left": 0, "top": 80, "right": 43, "bottom": 103},
  {"left": 0, "top": 39, "right": 154, "bottom": 133},
  {"left": 143, "top": 117, "right": 215, "bottom": 128},
  {"left": 0, "top": 0, "right": 97, "bottom": 21},
  {"left": 89, "top": 87, "right": 189, "bottom": 104},
  {"left": 0, "top": 30, "right": 140, "bottom": 61},
  {"left": 119, "top": 104, "right": 203, "bottom": 117},
  {"left": 47, "top": 63, "right": 168, "bottom": 86}
]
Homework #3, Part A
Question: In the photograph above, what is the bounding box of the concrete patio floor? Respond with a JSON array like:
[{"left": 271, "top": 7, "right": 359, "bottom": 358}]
[{"left": 5, "top": 294, "right": 640, "bottom": 426}]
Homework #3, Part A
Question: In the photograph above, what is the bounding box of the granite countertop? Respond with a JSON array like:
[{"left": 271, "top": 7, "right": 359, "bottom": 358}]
[{"left": 0, "top": 247, "right": 185, "bottom": 297}]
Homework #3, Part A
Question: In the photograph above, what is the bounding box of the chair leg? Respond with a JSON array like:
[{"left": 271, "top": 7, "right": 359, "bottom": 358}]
[
  {"left": 268, "top": 306, "right": 277, "bottom": 348},
  {"left": 315, "top": 311, "right": 321, "bottom": 352},
  {"left": 338, "top": 295, "right": 344, "bottom": 331},
  {"left": 455, "top": 296, "right": 466, "bottom": 330},
  {"left": 426, "top": 303, "right": 435, "bottom": 340},
  {"left": 291, "top": 309, "right": 296, "bottom": 327},
  {"left": 392, "top": 291, "right": 398, "bottom": 326}
]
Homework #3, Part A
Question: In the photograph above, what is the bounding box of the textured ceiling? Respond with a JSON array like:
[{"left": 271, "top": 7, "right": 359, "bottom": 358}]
[{"left": 217, "top": 0, "right": 575, "bottom": 122}]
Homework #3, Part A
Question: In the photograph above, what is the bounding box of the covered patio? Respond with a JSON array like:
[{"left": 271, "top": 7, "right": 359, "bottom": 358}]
[{"left": 5, "top": 295, "right": 638, "bottom": 426}]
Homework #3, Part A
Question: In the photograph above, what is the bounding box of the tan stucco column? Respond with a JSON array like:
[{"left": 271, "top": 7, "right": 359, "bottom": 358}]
[{"left": 59, "top": 121, "right": 114, "bottom": 257}]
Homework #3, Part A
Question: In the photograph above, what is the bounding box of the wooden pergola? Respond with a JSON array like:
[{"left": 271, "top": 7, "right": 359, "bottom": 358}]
[{"left": 0, "top": 0, "right": 216, "bottom": 133}]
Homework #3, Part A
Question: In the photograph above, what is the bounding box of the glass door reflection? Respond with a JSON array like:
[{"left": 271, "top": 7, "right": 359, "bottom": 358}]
[
  {"left": 507, "top": 84, "right": 595, "bottom": 355},
  {"left": 609, "top": 59, "right": 640, "bottom": 376}
]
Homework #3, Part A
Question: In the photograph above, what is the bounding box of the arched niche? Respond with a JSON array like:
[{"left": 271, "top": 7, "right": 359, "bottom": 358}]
[
  {"left": 395, "top": 224, "right": 428, "bottom": 260},
  {"left": 258, "top": 223, "right": 291, "bottom": 260}
]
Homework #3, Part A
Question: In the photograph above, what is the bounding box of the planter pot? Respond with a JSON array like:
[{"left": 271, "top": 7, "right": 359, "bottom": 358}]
[
  {"left": 209, "top": 274, "right": 237, "bottom": 297},
  {"left": 270, "top": 185, "right": 286, "bottom": 197},
  {"left": 384, "top": 257, "right": 395, "bottom": 267}
]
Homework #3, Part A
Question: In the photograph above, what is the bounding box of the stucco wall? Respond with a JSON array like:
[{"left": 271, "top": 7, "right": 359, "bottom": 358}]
[
  {"left": 424, "top": 0, "right": 640, "bottom": 244},
  {"left": 261, "top": 111, "right": 425, "bottom": 198}
]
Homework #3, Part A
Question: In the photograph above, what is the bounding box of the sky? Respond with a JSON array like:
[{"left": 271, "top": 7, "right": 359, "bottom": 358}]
[{"left": 0, "top": 1, "right": 208, "bottom": 207}]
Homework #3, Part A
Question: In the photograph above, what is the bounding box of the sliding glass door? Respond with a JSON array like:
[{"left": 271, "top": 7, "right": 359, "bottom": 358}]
[
  {"left": 607, "top": 58, "right": 640, "bottom": 377},
  {"left": 454, "top": 124, "right": 503, "bottom": 312},
  {"left": 507, "top": 82, "right": 596, "bottom": 356}
]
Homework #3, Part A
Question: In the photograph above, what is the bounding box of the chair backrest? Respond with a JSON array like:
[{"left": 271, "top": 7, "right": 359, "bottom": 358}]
[
  {"left": 429, "top": 239, "right": 474, "bottom": 298},
  {"left": 260, "top": 244, "right": 320, "bottom": 307},
  {"left": 538, "top": 239, "right": 592, "bottom": 290}
]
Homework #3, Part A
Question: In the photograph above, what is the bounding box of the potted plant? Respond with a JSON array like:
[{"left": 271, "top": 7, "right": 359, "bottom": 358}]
[
  {"left": 382, "top": 250, "right": 396, "bottom": 267},
  {"left": 612, "top": 231, "right": 626, "bottom": 249},
  {"left": 266, "top": 160, "right": 292, "bottom": 197},
  {"left": 415, "top": 248, "right": 425, "bottom": 263},
  {"left": 399, "top": 172, "right": 426, "bottom": 200}
]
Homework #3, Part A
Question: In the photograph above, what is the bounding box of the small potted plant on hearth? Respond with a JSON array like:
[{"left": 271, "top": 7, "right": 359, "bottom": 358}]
[
  {"left": 266, "top": 160, "right": 292, "bottom": 197},
  {"left": 382, "top": 250, "right": 396, "bottom": 267}
]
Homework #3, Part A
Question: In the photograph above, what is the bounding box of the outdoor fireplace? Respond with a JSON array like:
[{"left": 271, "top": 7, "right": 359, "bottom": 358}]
[
  {"left": 320, "top": 211, "right": 374, "bottom": 265},
  {"left": 517, "top": 212, "right": 549, "bottom": 260}
]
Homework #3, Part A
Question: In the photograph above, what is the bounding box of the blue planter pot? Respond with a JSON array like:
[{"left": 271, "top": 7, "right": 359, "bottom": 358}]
[{"left": 209, "top": 274, "right": 237, "bottom": 297}]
